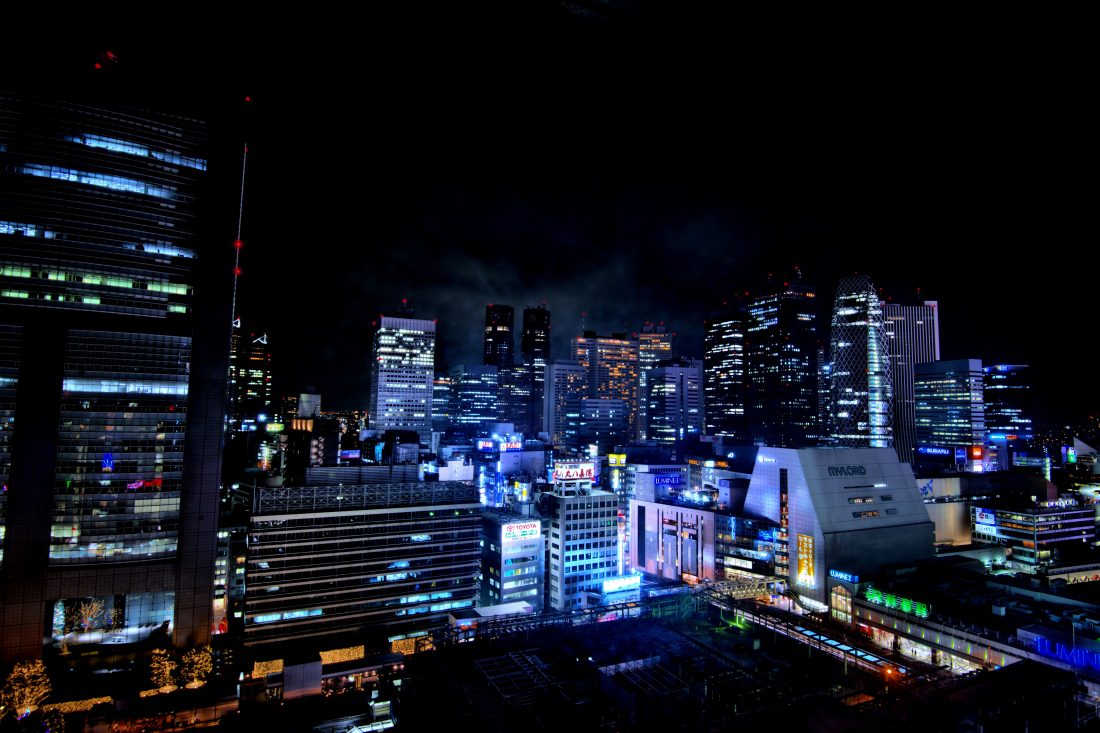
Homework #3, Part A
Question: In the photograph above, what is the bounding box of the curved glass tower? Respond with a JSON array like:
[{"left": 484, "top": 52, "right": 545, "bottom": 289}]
[{"left": 828, "top": 275, "right": 892, "bottom": 448}]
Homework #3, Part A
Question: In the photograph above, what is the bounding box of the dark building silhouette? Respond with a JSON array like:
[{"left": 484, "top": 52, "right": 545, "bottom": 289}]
[{"left": 0, "top": 90, "right": 232, "bottom": 662}]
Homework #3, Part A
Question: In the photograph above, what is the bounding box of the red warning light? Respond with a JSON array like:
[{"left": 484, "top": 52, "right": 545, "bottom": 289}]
[
  {"left": 234, "top": 240, "right": 242, "bottom": 249},
  {"left": 94, "top": 62, "right": 102, "bottom": 70},
  {"left": 244, "top": 95, "right": 252, "bottom": 103},
  {"left": 234, "top": 267, "right": 242, "bottom": 276}
]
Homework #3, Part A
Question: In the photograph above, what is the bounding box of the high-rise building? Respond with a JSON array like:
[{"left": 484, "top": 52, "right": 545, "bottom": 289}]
[
  {"left": 369, "top": 315, "right": 435, "bottom": 445},
  {"left": 884, "top": 301, "right": 941, "bottom": 464},
  {"left": 0, "top": 92, "right": 230, "bottom": 662},
  {"left": 508, "top": 305, "right": 551, "bottom": 437},
  {"left": 483, "top": 304, "right": 514, "bottom": 368},
  {"left": 983, "top": 365, "right": 1034, "bottom": 440},
  {"left": 914, "top": 359, "right": 985, "bottom": 455},
  {"left": 431, "top": 373, "right": 452, "bottom": 435},
  {"left": 637, "top": 323, "right": 673, "bottom": 440},
  {"left": 579, "top": 397, "right": 629, "bottom": 450},
  {"left": 829, "top": 275, "right": 893, "bottom": 448},
  {"left": 746, "top": 276, "right": 818, "bottom": 447},
  {"left": 645, "top": 358, "right": 704, "bottom": 444},
  {"left": 703, "top": 307, "right": 746, "bottom": 439},
  {"left": 448, "top": 364, "right": 498, "bottom": 440},
  {"left": 537, "top": 469, "right": 618, "bottom": 611},
  {"left": 544, "top": 360, "right": 587, "bottom": 446},
  {"left": 572, "top": 332, "right": 639, "bottom": 439},
  {"left": 229, "top": 326, "right": 274, "bottom": 422}
]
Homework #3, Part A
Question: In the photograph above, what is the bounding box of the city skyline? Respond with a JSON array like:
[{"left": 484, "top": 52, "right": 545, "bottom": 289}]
[{"left": 5, "top": 19, "right": 1089, "bottom": 427}]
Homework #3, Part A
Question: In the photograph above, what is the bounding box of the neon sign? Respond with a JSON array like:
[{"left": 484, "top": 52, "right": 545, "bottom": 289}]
[
  {"left": 864, "top": 588, "right": 929, "bottom": 618},
  {"left": 553, "top": 462, "right": 594, "bottom": 481},
  {"left": 502, "top": 521, "right": 540, "bottom": 543},
  {"left": 1033, "top": 636, "right": 1100, "bottom": 671},
  {"left": 829, "top": 569, "right": 860, "bottom": 583}
]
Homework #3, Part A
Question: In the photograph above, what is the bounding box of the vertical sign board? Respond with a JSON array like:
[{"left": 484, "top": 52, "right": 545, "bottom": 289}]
[{"left": 797, "top": 533, "right": 816, "bottom": 588}]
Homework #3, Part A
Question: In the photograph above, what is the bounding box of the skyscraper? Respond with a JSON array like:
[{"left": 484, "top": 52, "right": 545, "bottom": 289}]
[
  {"left": 645, "top": 358, "right": 704, "bottom": 444},
  {"left": 883, "top": 301, "right": 941, "bottom": 464},
  {"left": 983, "top": 364, "right": 1034, "bottom": 471},
  {"left": 448, "top": 364, "right": 499, "bottom": 440},
  {"left": 637, "top": 323, "right": 673, "bottom": 440},
  {"left": 544, "top": 360, "right": 587, "bottom": 446},
  {"left": 369, "top": 314, "right": 435, "bottom": 445},
  {"left": 746, "top": 275, "right": 818, "bottom": 447},
  {"left": 228, "top": 326, "right": 274, "bottom": 422},
  {"left": 482, "top": 304, "right": 515, "bottom": 368},
  {"left": 517, "top": 305, "right": 550, "bottom": 437},
  {"left": 572, "top": 332, "right": 639, "bottom": 439},
  {"left": 915, "top": 359, "right": 985, "bottom": 456},
  {"left": 704, "top": 306, "right": 746, "bottom": 439},
  {"left": 0, "top": 91, "right": 230, "bottom": 662},
  {"left": 829, "top": 274, "right": 893, "bottom": 448}
]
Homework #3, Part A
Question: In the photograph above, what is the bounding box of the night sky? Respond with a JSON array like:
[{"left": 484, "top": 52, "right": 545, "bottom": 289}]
[{"left": 6, "top": 9, "right": 1091, "bottom": 422}]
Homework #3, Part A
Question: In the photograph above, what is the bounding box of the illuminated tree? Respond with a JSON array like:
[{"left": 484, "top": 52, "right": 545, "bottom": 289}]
[
  {"left": 149, "top": 649, "right": 178, "bottom": 690},
  {"left": 77, "top": 599, "right": 104, "bottom": 633},
  {"left": 180, "top": 645, "right": 213, "bottom": 686},
  {"left": 0, "top": 660, "right": 51, "bottom": 719},
  {"left": 108, "top": 607, "right": 124, "bottom": 631}
]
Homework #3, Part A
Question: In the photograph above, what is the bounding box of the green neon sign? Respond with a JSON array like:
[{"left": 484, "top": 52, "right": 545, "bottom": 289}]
[{"left": 863, "top": 587, "right": 930, "bottom": 619}]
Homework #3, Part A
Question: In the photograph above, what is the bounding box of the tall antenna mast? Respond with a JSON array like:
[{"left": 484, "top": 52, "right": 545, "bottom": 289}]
[{"left": 230, "top": 140, "right": 248, "bottom": 329}]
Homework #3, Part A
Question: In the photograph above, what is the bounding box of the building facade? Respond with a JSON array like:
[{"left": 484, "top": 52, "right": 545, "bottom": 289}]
[
  {"left": 645, "top": 358, "right": 703, "bottom": 444},
  {"left": 914, "top": 359, "right": 985, "bottom": 456},
  {"left": 481, "top": 511, "right": 543, "bottom": 611},
  {"left": 746, "top": 277, "right": 818, "bottom": 447},
  {"left": 544, "top": 359, "right": 587, "bottom": 447},
  {"left": 244, "top": 482, "right": 481, "bottom": 648},
  {"left": 0, "top": 91, "right": 230, "bottom": 662},
  {"left": 369, "top": 315, "right": 435, "bottom": 445},
  {"left": 572, "top": 332, "right": 639, "bottom": 440},
  {"left": 229, "top": 326, "right": 274, "bottom": 423},
  {"left": 829, "top": 274, "right": 893, "bottom": 448},
  {"left": 883, "top": 301, "right": 941, "bottom": 464},
  {"left": 704, "top": 308, "right": 746, "bottom": 440},
  {"left": 448, "top": 364, "right": 499, "bottom": 441},
  {"left": 637, "top": 323, "right": 673, "bottom": 440}
]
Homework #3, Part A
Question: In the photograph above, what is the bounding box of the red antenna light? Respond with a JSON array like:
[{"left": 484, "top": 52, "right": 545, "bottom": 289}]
[
  {"left": 234, "top": 239, "right": 242, "bottom": 249},
  {"left": 244, "top": 95, "right": 252, "bottom": 103},
  {"left": 94, "top": 62, "right": 102, "bottom": 70},
  {"left": 234, "top": 267, "right": 242, "bottom": 276}
]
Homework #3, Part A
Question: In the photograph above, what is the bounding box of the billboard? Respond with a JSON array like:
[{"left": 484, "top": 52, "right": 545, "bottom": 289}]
[
  {"left": 653, "top": 474, "right": 682, "bottom": 487},
  {"left": 601, "top": 574, "right": 641, "bottom": 594},
  {"left": 476, "top": 439, "right": 495, "bottom": 451},
  {"left": 796, "top": 533, "right": 816, "bottom": 588},
  {"left": 553, "top": 462, "right": 594, "bottom": 481},
  {"left": 502, "top": 520, "right": 541, "bottom": 544},
  {"left": 608, "top": 453, "right": 627, "bottom": 466},
  {"left": 974, "top": 508, "right": 996, "bottom": 525},
  {"left": 339, "top": 449, "right": 361, "bottom": 461},
  {"left": 498, "top": 440, "right": 523, "bottom": 452}
]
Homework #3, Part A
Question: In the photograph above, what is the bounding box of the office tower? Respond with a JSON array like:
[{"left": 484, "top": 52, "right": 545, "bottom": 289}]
[
  {"left": 883, "top": 301, "right": 941, "bottom": 464},
  {"left": 369, "top": 314, "right": 435, "bottom": 445},
  {"left": 914, "top": 359, "right": 985, "bottom": 454},
  {"left": 0, "top": 92, "right": 230, "bottom": 662},
  {"left": 572, "top": 332, "right": 639, "bottom": 439},
  {"left": 544, "top": 360, "right": 587, "bottom": 446},
  {"left": 704, "top": 307, "right": 746, "bottom": 439},
  {"left": 637, "top": 323, "right": 674, "bottom": 440},
  {"left": 480, "top": 510, "right": 543, "bottom": 611},
  {"left": 746, "top": 275, "right": 818, "bottom": 447},
  {"left": 229, "top": 326, "right": 274, "bottom": 422},
  {"left": 579, "top": 397, "right": 629, "bottom": 450},
  {"left": 432, "top": 373, "right": 453, "bottom": 434},
  {"left": 983, "top": 365, "right": 1034, "bottom": 439},
  {"left": 515, "top": 305, "right": 550, "bottom": 437},
  {"left": 244, "top": 482, "right": 480, "bottom": 648},
  {"left": 448, "top": 364, "right": 499, "bottom": 440},
  {"left": 538, "top": 469, "right": 618, "bottom": 611},
  {"left": 645, "top": 358, "right": 704, "bottom": 444},
  {"left": 829, "top": 275, "right": 893, "bottom": 448},
  {"left": 483, "top": 304, "right": 515, "bottom": 368}
]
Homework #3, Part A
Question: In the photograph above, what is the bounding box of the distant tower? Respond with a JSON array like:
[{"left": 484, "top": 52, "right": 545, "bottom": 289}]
[
  {"left": 704, "top": 307, "right": 746, "bottom": 439},
  {"left": 229, "top": 327, "right": 274, "bottom": 421},
  {"left": 915, "top": 359, "right": 985, "bottom": 453},
  {"left": 746, "top": 273, "right": 818, "bottom": 447},
  {"left": 483, "top": 304, "right": 514, "bottom": 368},
  {"left": 646, "top": 357, "right": 704, "bottom": 444},
  {"left": 369, "top": 312, "right": 435, "bottom": 445},
  {"left": 883, "top": 301, "right": 941, "bottom": 463},
  {"left": 544, "top": 360, "right": 588, "bottom": 446},
  {"left": 829, "top": 275, "right": 893, "bottom": 447},
  {"left": 572, "top": 332, "right": 640, "bottom": 440},
  {"left": 518, "top": 305, "right": 551, "bottom": 436},
  {"left": 637, "top": 323, "right": 674, "bottom": 440}
]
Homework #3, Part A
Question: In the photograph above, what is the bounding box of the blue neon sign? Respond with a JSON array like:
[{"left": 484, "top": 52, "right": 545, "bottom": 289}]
[{"left": 829, "top": 569, "right": 860, "bottom": 583}]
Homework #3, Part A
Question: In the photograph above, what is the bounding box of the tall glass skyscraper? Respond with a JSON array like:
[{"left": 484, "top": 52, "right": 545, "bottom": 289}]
[
  {"left": 883, "top": 301, "right": 940, "bottom": 463},
  {"left": 369, "top": 315, "right": 435, "bottom": 445},
  {"left": 746, "top": 276, "right": 818, "bottom": 447},
  {"left": 915, "top": 359, "right": 985, "bottom": 453},
  {"left": 572, "top": 332, "right": 639, "bottom": 440},
  {"left": 704, "top": 307, "right": 746, "bottom": 439},
  {"left": 0, "top": 91, "right": 230, "bottom": 662},
  {"left": 637, "top": 323, "right": 673, "bottom": 440},
  {"left": 828, "top": 274, "right": 893, "bottom": 448},
  {"left": 517, "top": 305, "right": 550, "bottom": 437}
]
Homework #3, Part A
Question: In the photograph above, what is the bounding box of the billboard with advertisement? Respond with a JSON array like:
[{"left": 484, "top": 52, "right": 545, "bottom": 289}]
[
  {"left": 797, "top": 533, "right": 816, "bottom": 588},
  {"left": 476, "top": 439, "right": 495, "bottom": 451},
  {"left": 974, "top": 508, "right": 996, "bottom": 525},
  {"left": 653, "top": 474, "right": 682, "bottom": 487},
  {"left": 553, "top": 462, "right": 595, "bottom": 481},
  {"left": 608, "top": 453, "right": 627, "bottom": 466},
  {"left": 502, "top": 520, "right": 541, "bottom": 544}
]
